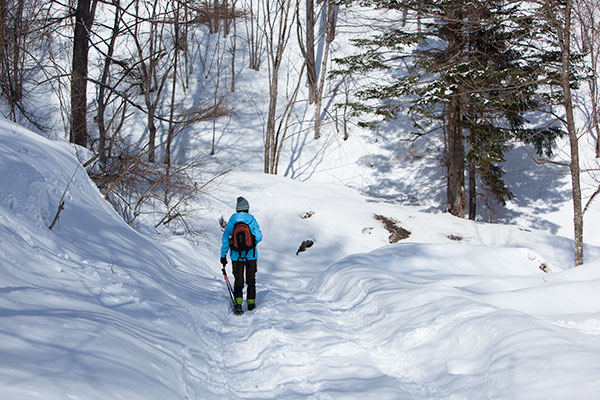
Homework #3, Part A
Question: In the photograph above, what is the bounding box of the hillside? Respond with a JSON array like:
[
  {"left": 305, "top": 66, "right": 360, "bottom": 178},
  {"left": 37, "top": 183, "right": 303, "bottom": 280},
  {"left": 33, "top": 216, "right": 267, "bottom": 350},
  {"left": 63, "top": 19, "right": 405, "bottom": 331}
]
[{"left": 2, "top": 118, "right": 600, "bottom": 398}]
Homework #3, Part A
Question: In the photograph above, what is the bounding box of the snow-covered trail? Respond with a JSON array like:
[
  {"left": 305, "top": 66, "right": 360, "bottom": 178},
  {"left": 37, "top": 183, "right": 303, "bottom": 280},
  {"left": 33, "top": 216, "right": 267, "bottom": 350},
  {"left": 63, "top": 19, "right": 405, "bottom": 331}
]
[
  {"left": 180, "top": 170, "right": 600, "bottom": 399},
  {"left": 205, "top": 268, "right": 392, "bottom": 399},
  {"left": 197, "top": 241, "right": 600, "bottom": 400}
]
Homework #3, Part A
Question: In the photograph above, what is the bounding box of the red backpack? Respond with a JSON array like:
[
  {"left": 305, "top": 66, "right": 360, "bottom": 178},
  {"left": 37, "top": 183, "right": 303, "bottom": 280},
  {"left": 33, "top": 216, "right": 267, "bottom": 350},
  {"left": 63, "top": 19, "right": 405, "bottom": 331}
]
[{"left": 229, "top": 222, "right": 256, "bottom": 252}]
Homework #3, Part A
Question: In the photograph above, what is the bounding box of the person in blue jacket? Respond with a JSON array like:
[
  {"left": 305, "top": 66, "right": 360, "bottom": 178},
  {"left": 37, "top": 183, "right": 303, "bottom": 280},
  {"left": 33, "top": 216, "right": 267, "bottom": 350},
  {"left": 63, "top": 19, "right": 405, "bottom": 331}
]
[{"left": 220, "top": 196, "right": 263, "bottom": 312}]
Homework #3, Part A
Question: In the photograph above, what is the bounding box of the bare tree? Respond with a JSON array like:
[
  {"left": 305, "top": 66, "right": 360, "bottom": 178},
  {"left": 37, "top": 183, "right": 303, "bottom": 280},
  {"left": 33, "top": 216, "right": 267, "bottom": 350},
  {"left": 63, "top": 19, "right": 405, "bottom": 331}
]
[
  {"left": 95, "top": 0, "right": 130, "bottom": 168},
  {"left": 125, "top": 0, "right": 173, "bottom": 163},
  {"left": 575, "top": 0, "right": 600, "bottom": 158},
  {"left": 0, "top": 0, "right": 55, "bottom": 128},
  {"left": 558, "top": 0, "right": 584, "bottom": 266},
  {"left": 297, "top": 0, "right": 317, "bottom": 104},
  {"left": 536, "top": 0, "right": 584, "bottom": 265},
  {"left": 0, "top": 0, "right": 24, "bottom": 119},
  {"left": 272, "top": 63, "right": 305, "bottom": 174},
  {"left": 70, "top": 0, "right": 97, "bottom": 147},
  {"left": 297, "top": 0, "right": 337, "bottom": 139},
  {"left": 164, "top": 1, "right": 181, "bottom": 173},
  {"left": 229, "top": 0, "right": 238, "bottom": 91},
  {"left": 312, "top": 0, "right": 337, "bottom": 140},
  {"left": 210, "top": 34, "right": 225, "bottom": 155},
  {"left": 263, "top": 0, "right": 295, "bottom": 174},
  {"left": 244, "top": 0, "right": 265, "bottom": 70}
]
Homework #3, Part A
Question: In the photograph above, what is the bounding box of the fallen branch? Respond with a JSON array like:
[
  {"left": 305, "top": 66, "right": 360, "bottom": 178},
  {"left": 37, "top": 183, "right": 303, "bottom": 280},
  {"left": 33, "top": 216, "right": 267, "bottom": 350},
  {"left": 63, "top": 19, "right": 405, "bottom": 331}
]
[{"left": 49, "top": 164, "right": 80, "bottom": 230}]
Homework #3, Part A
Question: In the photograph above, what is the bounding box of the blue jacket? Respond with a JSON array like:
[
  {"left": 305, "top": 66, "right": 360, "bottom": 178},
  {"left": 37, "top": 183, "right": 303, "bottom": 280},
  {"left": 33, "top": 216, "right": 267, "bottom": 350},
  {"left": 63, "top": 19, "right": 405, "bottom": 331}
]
[{"left": 221, "top": 212, "right": 262, "bottom": 261}]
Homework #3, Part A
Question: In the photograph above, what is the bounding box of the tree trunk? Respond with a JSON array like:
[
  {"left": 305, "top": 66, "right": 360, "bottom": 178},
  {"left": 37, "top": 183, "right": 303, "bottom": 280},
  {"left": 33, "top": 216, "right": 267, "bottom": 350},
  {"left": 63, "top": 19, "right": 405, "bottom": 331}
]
[
  {"left": 447, "top": 96, "right": 466, "bottom": 218},
  {"left": 131, "top": 0, "right": 166, "bottom": 164},
  {"left": 468, "top": 132, "right": 476, "bottom": 221},
  {"left": 559, "top": 0, "right": 584, "bottom": 265},
  {"left": 97, "top": 1, "right": 121, "bottom": 167},
  {"left": 224, "top": 0, "right": 230, "bottom": 35},
  {"left": 305, "top": 0, "right": 317, "bottom": 104},
  {"left": 70, "top": 0, "right": 94, "bottom": 147},
  {"left": 444, "top": 4, "right": 465, "bottom": 218},
  {"left": 247, "top": 0, "right": 262, "bottom": 71},
  {"left": 0, "top": 0, "right": 5, "bottom": 61},
  {"left": 230, "top": 0, "right": 237, "bottom": 92},
  {"left": 0, "top": 0, "right": 24, "bottom": 119},
  {"left": 147, "top": 113, "right": 157, "bottom": 163},
  {"left": 264, "top": 0, "right": 293, "bottom": 174},
  {"left": 211, "top": 36, "right": 222, "bottom": 156},
  {"left": 313, "top": 0, "right": 336, "bottom": 140},
  {"left": 165, "top": 6, "right": 180, "bottom": 169},
  {"left": 265, "top": 70, "right": 279, "bottom": 173},
  {"left": 597, "top": 127, "right": 600, "bottom": 158},
  {"left": 575, "top": 0, "right": 600, "bottom": 158}
]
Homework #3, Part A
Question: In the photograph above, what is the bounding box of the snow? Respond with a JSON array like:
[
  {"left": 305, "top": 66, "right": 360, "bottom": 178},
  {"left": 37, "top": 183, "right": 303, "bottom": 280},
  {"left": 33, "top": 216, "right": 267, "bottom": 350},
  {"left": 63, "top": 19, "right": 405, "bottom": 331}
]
[{"left": 2, "top": 116, "right": 600, "bottom": 399}]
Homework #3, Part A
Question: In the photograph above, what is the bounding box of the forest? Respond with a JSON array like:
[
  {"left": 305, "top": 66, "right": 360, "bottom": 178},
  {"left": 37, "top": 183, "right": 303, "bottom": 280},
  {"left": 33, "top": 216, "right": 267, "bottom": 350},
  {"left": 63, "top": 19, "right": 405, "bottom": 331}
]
[
  {"left": 1, "top": 0, "right": 600, "bottom": 266},
  {"left": 3, "top": 2, "right": 600, "bottom": 396}
]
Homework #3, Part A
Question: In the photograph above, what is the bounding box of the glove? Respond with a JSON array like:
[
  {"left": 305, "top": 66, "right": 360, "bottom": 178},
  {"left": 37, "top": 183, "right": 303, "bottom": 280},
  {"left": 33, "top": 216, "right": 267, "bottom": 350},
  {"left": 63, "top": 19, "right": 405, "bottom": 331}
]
[{"left": 220, "top": 257, "right": 227, "bottom": 266}]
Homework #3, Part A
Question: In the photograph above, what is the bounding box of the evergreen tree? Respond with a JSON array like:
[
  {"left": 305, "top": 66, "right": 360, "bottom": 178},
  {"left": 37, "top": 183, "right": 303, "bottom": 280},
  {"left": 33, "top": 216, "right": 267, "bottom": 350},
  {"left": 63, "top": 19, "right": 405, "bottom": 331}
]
[{"left": 336, "top": 0, "right": 562, "bottom": 218}]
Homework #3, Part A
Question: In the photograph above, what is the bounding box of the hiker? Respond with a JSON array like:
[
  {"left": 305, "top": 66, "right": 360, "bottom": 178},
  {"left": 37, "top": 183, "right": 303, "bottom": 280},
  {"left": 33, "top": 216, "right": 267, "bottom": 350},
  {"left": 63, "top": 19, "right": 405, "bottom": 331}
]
[{"left": 220, "top": 196, "right": 263, "bottom": 313}]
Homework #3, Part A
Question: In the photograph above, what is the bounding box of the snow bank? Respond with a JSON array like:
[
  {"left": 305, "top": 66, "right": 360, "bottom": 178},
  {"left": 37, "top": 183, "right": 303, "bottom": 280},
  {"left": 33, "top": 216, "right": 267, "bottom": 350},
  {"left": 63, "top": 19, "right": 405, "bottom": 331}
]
[
  {"left": 0, "top": 119, "right": 225, "bottom": 399},
  {"left": 309, "top": 244, "right": 600, "bottom": 398}
]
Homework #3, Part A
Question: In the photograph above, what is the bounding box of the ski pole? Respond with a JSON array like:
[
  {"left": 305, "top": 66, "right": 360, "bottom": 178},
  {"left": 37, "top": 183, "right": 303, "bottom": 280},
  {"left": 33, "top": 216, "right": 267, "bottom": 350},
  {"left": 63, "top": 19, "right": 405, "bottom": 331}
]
[{"left": 222, "top": 269, "right": 236, "bottom": 309}]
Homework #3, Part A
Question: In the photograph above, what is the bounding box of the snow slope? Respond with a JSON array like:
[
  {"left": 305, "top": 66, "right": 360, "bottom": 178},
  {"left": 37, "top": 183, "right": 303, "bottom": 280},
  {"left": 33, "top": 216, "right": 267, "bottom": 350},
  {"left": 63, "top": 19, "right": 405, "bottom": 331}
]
[{"left": 2, "top": 118, "right": 600, "bottom": 399}]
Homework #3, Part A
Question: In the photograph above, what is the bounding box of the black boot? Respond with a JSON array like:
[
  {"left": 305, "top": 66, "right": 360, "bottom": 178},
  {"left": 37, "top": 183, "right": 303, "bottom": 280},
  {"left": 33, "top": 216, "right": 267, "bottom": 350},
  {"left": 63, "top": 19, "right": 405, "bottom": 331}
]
[{"left": 247, "top": 285, "right": 256, "bottom": 311}]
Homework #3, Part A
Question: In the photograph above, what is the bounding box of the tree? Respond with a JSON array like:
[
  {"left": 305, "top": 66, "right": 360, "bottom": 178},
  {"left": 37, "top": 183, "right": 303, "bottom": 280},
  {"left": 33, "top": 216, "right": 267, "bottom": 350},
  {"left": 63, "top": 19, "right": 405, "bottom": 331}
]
[
  {"left": 263, "top": 0, "right": 295, "bottom": 174},
  {"left": 574, "top": 0, "right": 600, "bottom": 159},
  {"left": 297, "top": 0, "right": 317, "bottom": 104},
  {"left": 535, "top": 0, "right": 584, "bottom": 265},
  {"left": 336, "top": 0, "right": 561, "bottom": 218},
  {"left": 95, "top": 0, "right": 130, "bottom": 169},
  {"left": 244, "top": 0, "right": 265, "bottom": 70},
  {"left": 442, "top": 3, "right": 466, "bottom": 218},
  {"left": 0, "top": 0, "right": 25, "bottom": 120},
  {"left": 0, "top": 0, "right": 54, "bottom": 129},
  {"left": 313, "top": 0, "right": 337, "bottom": 140},
  {"left": 459, "top": 2, "right": 562, "bottom": 219},
  {"left": 128, "top": 0, "right": 171, "bottom": 163},
  {"left": 164, "top": 1, "right": 181, "bottom": 169},
  {"left": 70, "top": 0, "right": 96, "bottom": 147},
  {"left": 297, "top": 0, "right": 337, "bottom": 139}
]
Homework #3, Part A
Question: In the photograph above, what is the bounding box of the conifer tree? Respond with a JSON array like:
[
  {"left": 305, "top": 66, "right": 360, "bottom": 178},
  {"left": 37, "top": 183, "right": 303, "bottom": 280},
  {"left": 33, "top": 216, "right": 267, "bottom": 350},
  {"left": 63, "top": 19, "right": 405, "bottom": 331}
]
[{"left": 336, "top": 0, "right": 562, "bottom": 218}]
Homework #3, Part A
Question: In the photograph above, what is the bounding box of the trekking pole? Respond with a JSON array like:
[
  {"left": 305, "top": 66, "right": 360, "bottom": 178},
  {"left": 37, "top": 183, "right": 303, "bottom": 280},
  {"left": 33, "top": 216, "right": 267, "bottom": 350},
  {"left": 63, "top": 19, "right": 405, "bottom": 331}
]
[{"left": 222, "top": 268, "right": 237, "bottom": 310}]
